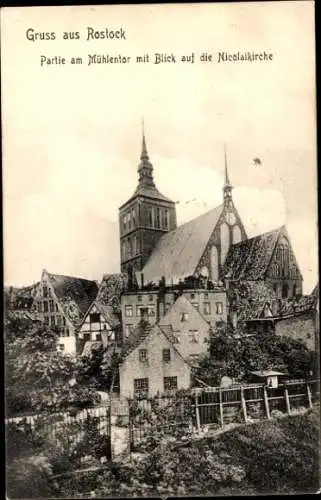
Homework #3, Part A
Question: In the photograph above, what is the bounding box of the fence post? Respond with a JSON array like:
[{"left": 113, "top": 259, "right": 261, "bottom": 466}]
[
  {"left": 219, "top": 389, "right": 224, "bottom": 429},
  {"left": 307, "top": 383, "right": 313, "bottom": 409},
  {"left": 195, "top": 392, "right": 201, "bottom": 432},
  {"left": 241, "top": 387, "right": 248, "bottom": 422},
  {"left": 284, "top": 386, "right": 291, "bottom": 415},
  {"left": 263, "top": 386, "right": 271, "bottom": 419}
]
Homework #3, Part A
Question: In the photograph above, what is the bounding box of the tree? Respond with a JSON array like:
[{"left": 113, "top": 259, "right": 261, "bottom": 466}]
[
  {"left": 5, "top": 314, "right": 100, "bottom": 416},
  {"left": 194, "top": 328, "right": 316, "bottom": 387}
]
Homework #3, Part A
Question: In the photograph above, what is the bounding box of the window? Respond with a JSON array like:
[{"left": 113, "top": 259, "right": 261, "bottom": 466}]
[
  {"left": 138, "top": 295, "right": 142, "bottom": 302},
  {"left": 137, "top": 305, "right": 155, "bottom": 317},
  {"left": 121, "top": 241, "right": 126, "bottom": 259},
  {"left": 132, "top": 208, "right": 136, "bottom": 228},
  {"left": 56, "top": 315, "right": 62, "bottom": 326},
  {"left": 180, "top": 312, "right": 188, "bottom": 322},
  {"left": 165, "top": 303, "right": 171, "bottom": 313},
  {"left": 133, "top": 235, "right": 137, "bottom": 255},
  {"left": 163, "top": 348, "right": 171, "bottom": 362},
  {"left": 147, "top": 207, "right": 153, "bottom": 227},
  {"left": 203, "top": 302, "right": 211, "bottom": 315},
  {"left": 125, "top": 324, "right": 132, "bottom": 338},
  {"left": 192, "top": 303, "right": 199, "bottom": 311},
  {"left": 63, "top": 316, "right": 66, "bottom": 326},
  {"left": 204, "top": 293, "right": 209, "bottom": 299},
  {"left": 189, "top": 330, "right": 199, "bottom": 343},
  {"left": 282, "top": 284, "right": 289, "bottom": 298},
  {"left": 43, "top": 285, "right": 48, "bottom": 298},
  {"left": 96, "top": 333, "right": 102, "bottom": 341},
  {"left": 134, "top": 378, "right": 149, "bottom": 398},
  {"left": 55, "top": 303, "right": 58, "bottom": 312},
  {"left": 123, "top": 214, "right": 127, "bottom": 230},
  {"left": 128, "top": 212, "right": 132, "bottom": 230},
  {"left": 49, "top": 300, "right": 54, "bottom": 312},
  {"left": 162, "top": 209, "right": 169, "bottom": 229},
  {"left": 204, "top": 337, "right": 208, "bottom": 343},
  {"left": 127, "top": 237, "right": 132, "bottom": 258},
  {"left": 38, "top": 301, "right": 43, "bottom": 313},
  {"left": 50, "top": 315, "right": 55, "bottom": 327},
  {"left": 139, "top": 349, "right": 148, "bottom": 362},
  {"left": 58, "top": 344, "right": 65, "bottom": 351},
  {"left": 43, "top": 301, "right": 48, "bottom": 313},
  {"left": 90, "top": 312, "right": 100, "bottom": 323},
  {"left": 164, "top": 376, "right": 178, "bottom": 393},
  {"left": 65, "top": 328, "right": 70, "bottom": 337},
  {"left": 44, "top": 315, "right": 49, "bottom": 325},
  {"left": 155, "top": 207, "right": 161, "bottom": 228},
  {"left": 190, "top": 293, "right": 195, "bottom": 299},
  {"left": 149, "top": 294, "right": 153, "bottom": 302},
  {"left": 125, "top": 305, "right": 133, "bottom": 317},
  {"left": 216, "top": 302, "right": 223, "bottom": 315}
]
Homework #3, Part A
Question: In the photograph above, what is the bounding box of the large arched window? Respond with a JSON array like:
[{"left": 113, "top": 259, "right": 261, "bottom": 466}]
[
  {"left": 277, "top": 236, "right": 290, "bottom": 278},
  {"left": 233, "top": 225, "right": 242, "bottom": 244},
  {"left": 220, "top": 223, "right": 230, "bottom": 265},
  {"left": 211, "top": 246, "right": 219, "bottom": 281}
]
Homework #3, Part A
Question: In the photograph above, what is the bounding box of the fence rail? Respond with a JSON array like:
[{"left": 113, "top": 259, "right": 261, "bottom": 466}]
[{"left": 128, "top": 379, "right": 319, "bottom": 451}]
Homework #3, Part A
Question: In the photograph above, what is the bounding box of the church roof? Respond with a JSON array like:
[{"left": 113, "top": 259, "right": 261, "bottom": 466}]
[
  {"left": 138, "top": 205, "right": 223, "bottom": 285},
  {"left": 223, "top": 226, "right": 285, "bottom": 281},
  {"left": 46, "top": 272, "right": 99, "bottom": 325}
]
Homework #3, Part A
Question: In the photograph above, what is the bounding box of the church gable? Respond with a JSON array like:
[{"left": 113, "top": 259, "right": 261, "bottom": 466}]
[
  {"left": 195, "top": 202, "right": 247, "bottom": 281},
  {"left": 266, "top": 230, "right": 302, "bottom": 282}
]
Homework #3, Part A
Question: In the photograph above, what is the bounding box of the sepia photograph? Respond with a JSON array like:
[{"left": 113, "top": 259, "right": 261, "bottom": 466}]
[{"left": 2, "top": 1, "right": 319, "bottom": 497}]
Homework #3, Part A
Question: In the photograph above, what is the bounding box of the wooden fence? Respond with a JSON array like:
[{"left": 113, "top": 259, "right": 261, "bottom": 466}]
[
  {"left": 128, "top": 379, "right": 319, "bottom": 451},
  {"left": 6, "top": 406, "right": 112, "bottom": 464},
  {"left": 192, "top": 379, "right": 319, "bottom": 429}
]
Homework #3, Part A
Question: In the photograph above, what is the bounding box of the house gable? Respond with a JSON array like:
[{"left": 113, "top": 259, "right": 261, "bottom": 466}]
[
  {"left": 119, "top": 325, "right": 191, "bottom": 398},
  {"left": 158, "top": 295, "right": 211, "bottom": 362}
]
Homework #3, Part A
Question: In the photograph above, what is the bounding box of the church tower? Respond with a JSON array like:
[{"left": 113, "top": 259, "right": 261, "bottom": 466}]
[
  {"left": 118, "top": 125, "right": 177, "bottom": 279},
  {"left": 219, "top": 146, "right": 247, "bottom": 269}
]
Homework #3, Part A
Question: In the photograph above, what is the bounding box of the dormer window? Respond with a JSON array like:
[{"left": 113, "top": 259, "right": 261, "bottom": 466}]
[{"left": 180, "top": 312, "right": 188, "bottom": 322}]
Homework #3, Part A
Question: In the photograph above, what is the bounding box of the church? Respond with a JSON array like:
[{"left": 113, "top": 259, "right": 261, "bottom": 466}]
[{"left": 118, "top": 129, "right": 303, "bottom": 299}]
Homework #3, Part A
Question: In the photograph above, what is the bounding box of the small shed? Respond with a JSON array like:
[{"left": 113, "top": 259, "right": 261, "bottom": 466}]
[{"left": 248, "top": 370, "right": 286, "bottom": 388}]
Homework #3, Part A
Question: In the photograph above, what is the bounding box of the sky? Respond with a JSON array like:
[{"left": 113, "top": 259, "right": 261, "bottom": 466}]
[{"left": 1, "top": 2, "right": 318, "bottom": 293}]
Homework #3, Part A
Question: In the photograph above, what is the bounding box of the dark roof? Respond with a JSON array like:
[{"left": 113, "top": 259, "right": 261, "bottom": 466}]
[
  {"left": 121, "top": 319, "right": 154, "bottom": 358},
  {"left": 139, "top": 205, "right": 223, "bottom": 285},
  {"left": 96, "top": 273, "right": 128, "bottom": 314},
  {"left": 47, "top": 273, "right": 98, "bottom": 325},
  {"left": 229, "top": 281, "right": 277, "bottom": 322},
  {"left": 96, "top": 302, "right": 120, "bottom": 329},
  {"left": 223, "top": 226, "right": 284, "bottom": 281}
]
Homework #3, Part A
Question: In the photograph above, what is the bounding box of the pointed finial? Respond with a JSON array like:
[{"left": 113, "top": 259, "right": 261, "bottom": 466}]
[
  {"left": 224, "top": 143, "right": 231, "bottom": 187},
  {"left": 141, "top": 117, "right": 149, "bottom": 160}
]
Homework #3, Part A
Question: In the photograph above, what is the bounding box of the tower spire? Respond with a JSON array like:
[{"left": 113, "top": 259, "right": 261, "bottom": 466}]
[
  {"left": 224, "top": 143, "right": 232, "bottom": 188},
  {"left": 223, "top": 143, "right": 233, "bottom": 206},
  {"left": 137, "top": 119, "right": 155, "bottom": 187},
  {"left": 141, "top": 118, "right": 149, "bottom": 160}
]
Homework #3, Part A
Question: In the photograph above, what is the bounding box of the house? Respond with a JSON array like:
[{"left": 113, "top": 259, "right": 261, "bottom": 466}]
[
  {"left": 157, "top": 295, "right": 214, "bottom": 365},
  {"left": 232, "top": 282, "right": 318, "bottom": 351},
  {"left": 33, "top": 269, "right": 99, "bottom": 354},
  {"left": 118, "top": 317, "right": 192, "bottom": 398},
  {"left": 78, "top": 300, "right": 121, "bottom": 354},
  {"left": 273, "top": 294, "right": 318, "bottom": 351},
  {"left": 223, "top": 226, "right": 303, "bottom": 299},
  {"left": 121, "top": 282, "right": 227, "bottom": 337},
  {"left": 248, "top": 370, "right": 287, "bottom": 388}
]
